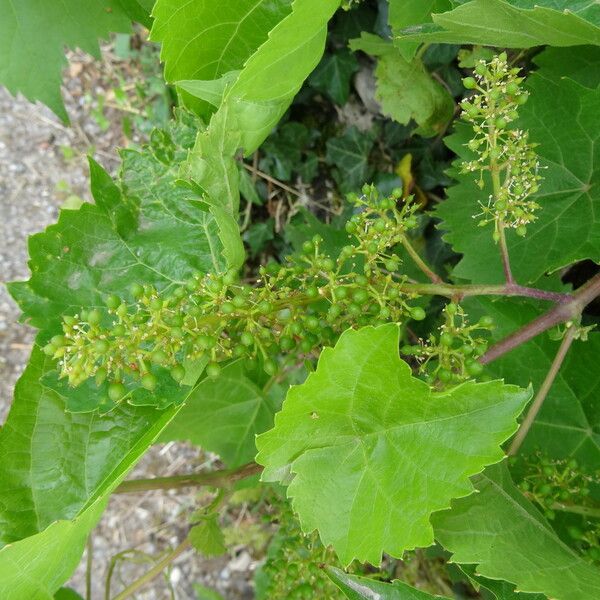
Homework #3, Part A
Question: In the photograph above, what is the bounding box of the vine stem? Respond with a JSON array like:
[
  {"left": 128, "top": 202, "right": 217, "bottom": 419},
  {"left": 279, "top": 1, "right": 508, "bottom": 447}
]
[
  {"left": 481, "top": 272, "right": 600, "bottom": 365},
  {"left": 112, "top": 538, "right": 191, "bottom": 600},
  {"left": 114, "top": 462, "right": 261, "bottom": 494},
  {"left": 508, "top": 325, "right": 577, "bottom": 455},
  {"left": 497, "top": 220, "right": 514, "bottom": 285},
  {"left": 400, "top": 236, "right": 443, "bottom": 284},
  {"left": 549, "top": 501, "right": 600, "bottom": 520}
]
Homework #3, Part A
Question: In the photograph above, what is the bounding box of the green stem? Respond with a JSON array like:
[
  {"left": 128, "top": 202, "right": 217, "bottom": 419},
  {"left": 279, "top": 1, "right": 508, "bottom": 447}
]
[
  {"left": 114, "top": 462, "right": 261, "bottom": 494},
  {"left": 550, "top": 502, "right": 600, "bottom": 520},
  {"left": 86, "top": 535, "right": 93, "bottom": 600},
  {"left": 112, "top": 539, "right": 191, "bottom": 600},
  {"left": 400, "top": 235, "right": 443, "bottom": 284},
  {"left": 508, "top": 326, "right": 576, "bottom": 455}
]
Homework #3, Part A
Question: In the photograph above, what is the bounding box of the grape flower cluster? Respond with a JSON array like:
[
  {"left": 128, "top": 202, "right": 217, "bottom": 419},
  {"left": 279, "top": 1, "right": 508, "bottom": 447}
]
[
  {"left": 460, "top": 53, "right": 543, "bottom": 238},
  {"left": 44, "top": 186, "right": 431, "bottom": 406}
]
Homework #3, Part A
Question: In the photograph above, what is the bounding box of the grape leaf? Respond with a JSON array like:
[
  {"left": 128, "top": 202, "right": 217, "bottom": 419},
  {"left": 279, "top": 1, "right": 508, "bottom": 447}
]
[
  {"left": 459, "top": 565, "right": 546, "bottom": 600},
  {"left": 432, "top": 462, "right": 600, "bottom": 600},
  {"left": 397, "top": 0, "right": 600, "bottom": 48},
  {"left": 0, "top": 0, "right": 146, "bottom": 121},
  {"left": 150, "top": 0, "right": 293, "bottom": 112},
  {"left": 256, "top": 324, "right": 531, "bottom": 565},
  {"left": 308, "top": 49, "right": 359, "bottom": 105},
  {"left": 350, "top": 33, "right": 454, "bottom": 137},
  {"left": 54, "top": 588, "right": 85, "bottom": 600},
  {"left": 188, "top": 516, "right": 227, "bottom": 557},
  {"left": 159, "top": 361, "right": 280, "bottom": 467},
  {"left": 0, "top": 345, "right": 181, "bottom": 597},
  {"left": 387, "top": 0, "right": 452, "bottom": 59},
  {"left": 436, "top": 49, "right": 600, "bottom": 284},
  {"left": 464, "top": 298, "right": 600, "bottom": 469},
  {"left": 327, "top": 567, "right": 450, "bottom": 599}
]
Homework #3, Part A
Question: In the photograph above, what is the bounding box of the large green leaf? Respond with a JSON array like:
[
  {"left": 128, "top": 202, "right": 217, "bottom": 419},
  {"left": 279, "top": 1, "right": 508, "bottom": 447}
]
[
  {"left": 159, "top": 361, "right": 280, "bottom": 467},
  {"left": 150, "top": 0, "right": 292, "bottom": 112},
  {"left": 0, "top": 0, "right": 148, "bottom": 121},
  {"left": 350, "top": 33, "right": 454, "bottom": 137},
  {"left": 398, "top": 0, "right": 600, "bottom": 48},
  {"left": 432, "top": 463, "right": 600, "bottom": 600},
  {"left": 436, "top": 49, "right": 600, "bottom": 284},
  {"left": 465, "top": 298, "right": 600, "bottom": 469},
  {"left": 327, "top": 567, "right": 450, "bottom": 599},
  {"left": 256, "top": 324, "right": 530, "bottom": 565},
  {"left": 0, "top": 346, "right": 180, "bottom": 598}
]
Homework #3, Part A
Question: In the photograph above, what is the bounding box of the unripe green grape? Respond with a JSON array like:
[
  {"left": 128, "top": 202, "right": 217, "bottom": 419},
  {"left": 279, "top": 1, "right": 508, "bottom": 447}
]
[
  {"left": 199, "top": 334, "right": 216, "bottom": 349},
  {"left": 95, "top": 339, "right": 109, "bottom": 354},
  {"left": 232, "top": 345, "right": 246, "bottom": 358},
  {"left": 306, "top": 286, "right": 319, "bottom": 298},
  {"left": 438, "top": 368, "right": 453, "bottom": 383},
  {"left": 305, "top": 316, "right": 320, "bottom": 331},
  {"left": 206, "top": 278, "right": 223, "bottom": 294},
  {"left": 171, "top": 327, "right": 184, "bottom": 339},
  {"left": 385, "top": 259, "right": 398, "bottom": 272},
  {"left": 345, "top": 221, "right": 358, "bottom": 234},
  {"left": 279, "top": 336, "right": 294, "bottom": 351},
  {"left": 173, "top": 287, "right": 186, "bottom": 300},
  {"left": 352, "top": 288, "right": 369, "bottom": 305},
  {"left": 335, "top": 287, "right": 348, "bottom": 300},
  {"left": 516, "top": 225, "right": 527, "bottom": 237},
  {"left": 232, "top": 295, "right": 246, "bottom": 309},
  {"left": 130, "top": 283, "right": 144, "bottom": 299},
  {"left": 410, "top": 306, "right": 426, "bottom": 321},
  {"left": 302, "top": 240, "right": 314, "bottom": 255},
  {"left": 169, "top": 314, "right": 184, "bottom": 327},
  {"left": 257, "top": 300, "right": 272, "bottom": 314},
  {"left": 170, "top": 364, "right": 186, "bottom": 382},
  {"left": 348, "top": 303, "right": 361, "bottom": 317},
  {"left": 495, "top": 199, "right": 507, "bottom": 211},
  {"left": 379, "top": 306, "right": 391, "bottom": 319},
  {"left": 221, "top": 301, "right": 235, "bottom": 314},
  {"left": 440, "top": 332, "right": 454, "bottom": 347},
  {"left": 87, "top": 309, "right": 102, "bottom": 325},
  {"left": 446, "top": 302, "right": 458, "bottom": 315},
  {"left": 463, "top": 76, "right": 477, "bottom": 90},
  {"left": 290, "top": 322, "right": 303, "bottom": 336},
  {"left": 43, "top": 343, "right": 56, "bottom": 356},
  {"left": 241, "top": 331, "right": 254, "bottom": 347},
  {"left": 367, "top": 241, "right": 378, "bottom": 254},
  {"left": 206, "top": 362, "right": 221, "bottom": 378},
  {"left": 327, "top": 304, "right": 342, "bottom": 321},
  {"left": 150, "top": 297, "right": 163, "bottom": 311},
  {"left": 116, "top": 304, "right": 128, "bottom": 318},
  {"left": 105, "top": 295, "right": 121, "bottom": 310},
  {"left": 355, "top": 274, "right": 368, "bottom": 286},
  {"left": 108, "top": 382, "right": 126, "bottom": 402},
  {"left": 151, "top": 349, "right": 168, "bottom": 364},
  {"left": 479, "top": 315, "right": 494, "bottom": 327},
  {"left": 319, "top": 257, "right": 335, "bottom": 271},
  {"left": 112, "top": 324, "right": 126, "bottom": 337},
  {"left": 51, "top": 335, "right": 66, "bottom": 347},
  {"left": 80, "top": 309, "right": 89, "bottom": 321},
  {"left": 340, "top": 245, "right": 354, "bottom": 258},
  {"left": 461, "top": 344, "right": 474, "bottom": 356},
  {"left": 405, "top": 216, "right": 418, "bottom": 229},
  {"left": 387, "top": 287, "right": 400, "bottom": 300},
  {"left": 466, "top": 360, "right": 484, "bottom": 377},
  {"left": 495, "top": 117, "right": 507, "bottom": 129},
  {"left": 299, "top": 338, "right": 313, "bottom": 353},
  {"left": 141, "top": 372, "right": 157, "bottom": 391},
  {"left": 373, "top": 218, "right": 386, "bottom": 232},
  {"left": 475, "top": 62, "right": 487, "bottom": 76},
  {"left": 515, "top": 92, "right": 529, "bottom": 105},
  {"left": 63, "top": 315, "right": 77, "bottom": 327}
]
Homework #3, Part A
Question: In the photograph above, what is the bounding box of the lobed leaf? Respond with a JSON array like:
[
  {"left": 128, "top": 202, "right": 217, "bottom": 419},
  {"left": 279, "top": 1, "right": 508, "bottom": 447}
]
[
  {"left": 432, "top": 462, "right": 600, "bottom": 600},
  {"left": 256, "top": 324, "right": 531, "bottom": 565}
]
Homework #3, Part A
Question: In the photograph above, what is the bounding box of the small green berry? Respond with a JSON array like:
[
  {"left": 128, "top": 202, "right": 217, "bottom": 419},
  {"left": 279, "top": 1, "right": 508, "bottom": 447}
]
[
  {"left": 141, "top": 373, "right": 157, "bottom": 391},
  {"left": 108, "top": 382, "right": 126, "bottom": 402},
  {"left": 410, "top": 306, "right": 426, "bottom": 321},
  {"left": 206, "top": 362, "right": 221, "bottom": 378},
  {"left": 463, "top": 76, "right": 477, "bottom": 90},
  {"left": 170, "top": 364, "right": 186, "bottom": 382},
  {"left": 105, "top": 295, "right": 121, "bottom": 310},
  {"left": 466, "top": 360, "right": 484, "bottom": 377},
  {"left": 87, "top": 309, "right": 102, "bottom": 325},
  {"left": 130, "top": 283, "right": 144, "bottom": 299}
]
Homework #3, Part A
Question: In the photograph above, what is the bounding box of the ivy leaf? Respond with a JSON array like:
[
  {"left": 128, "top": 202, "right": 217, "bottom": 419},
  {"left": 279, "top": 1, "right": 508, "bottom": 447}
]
[
  {"left": 464, "top": 297, "right": 600, "bottom": 469},
  {"left": 0, "top": 345, "right": 181, "bottom": 597},
  {"left": 398, "top": 0, "right": 600, "bottom": 48},
  {"left": 436, "top": 49, "right": 600, "bottom": 284},
  {"left": 350, "top": 34, "right": 454, "bottom": 137},
  {"left": 387, "top": 0, "right": 452, "bottom": 59},
  {"left": 327, "top": 567, "right": 450, "bottom": 599},
  {"left": 0, "top": 1, "right": 146, "bottom": 120},
  {"left": 159, "top": 361, "right": 280, "bottom": 467},
  {"left": 256, "top": 324, "right": 531, "bottom": 565},
  {"left": 326, "top": 126, "right": 376, "bottom": 193},
  {"left": 151, "top": 0, "right": 292, "bottom": 113},
  {"left": 188, "top": 517, "right": 226, "bottom": 556},
  {"left": 432, "top": 463, "right": 600, "bottom": 600},
  {"left": 308, "top": 49, "right": 359, "bottom": 105},
  {"left": 244, "top": 220, "right": 275, "bottom": 258}
]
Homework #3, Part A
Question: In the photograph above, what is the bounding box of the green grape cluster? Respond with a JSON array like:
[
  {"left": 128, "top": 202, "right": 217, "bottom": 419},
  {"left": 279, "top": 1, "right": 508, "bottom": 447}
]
[
  {"left": 516, "top": 453, "right": 599, "bottom": 520},
  {"left": 401, "top": 302, "right": 493, "bottom": 386},
  {"left": 43, "top": 187, "right": 426, "bottom": 403},
  {"left": 461, "top": 53, "right": 542, "bottom": 238},
  {"left": 259, "top": 505, "right": 345, "bottom": 600}
]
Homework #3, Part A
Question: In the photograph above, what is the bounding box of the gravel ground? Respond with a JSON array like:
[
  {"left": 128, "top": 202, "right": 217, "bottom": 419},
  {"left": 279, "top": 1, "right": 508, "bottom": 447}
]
[{"left": 0, "top": 53, "right": 258, "bottom": 600}]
